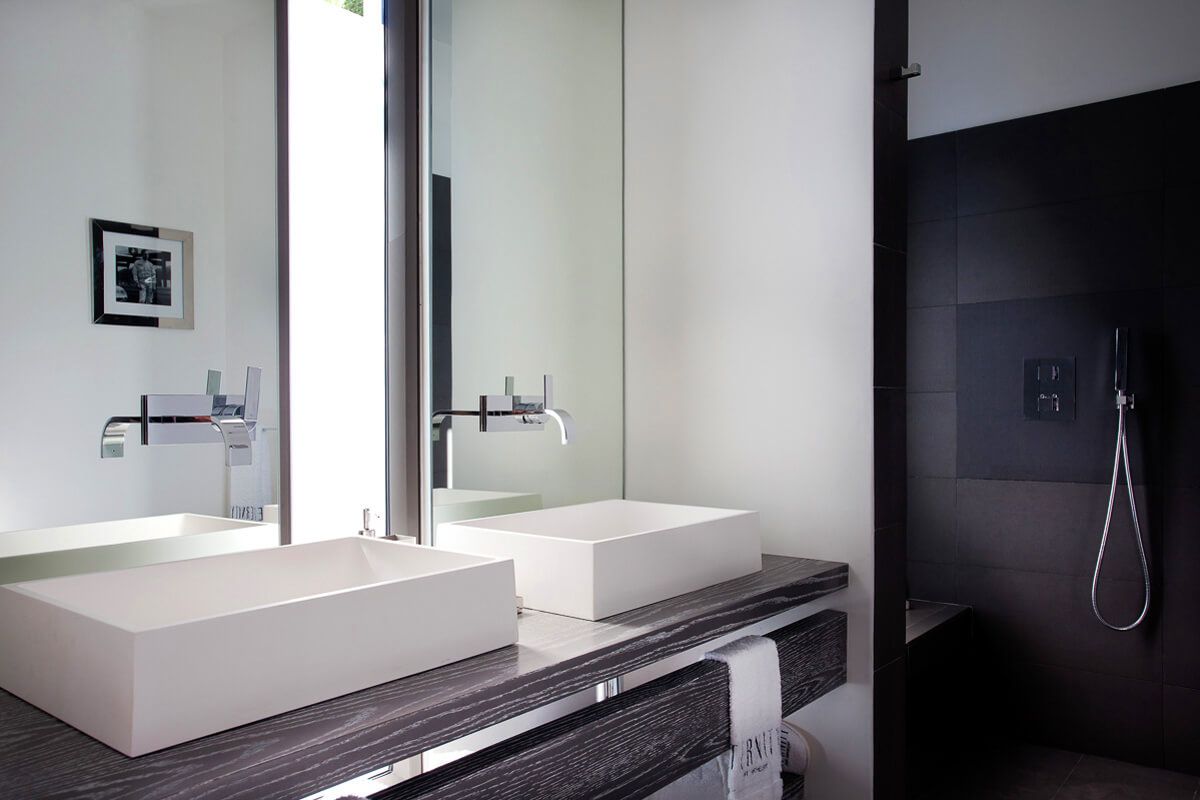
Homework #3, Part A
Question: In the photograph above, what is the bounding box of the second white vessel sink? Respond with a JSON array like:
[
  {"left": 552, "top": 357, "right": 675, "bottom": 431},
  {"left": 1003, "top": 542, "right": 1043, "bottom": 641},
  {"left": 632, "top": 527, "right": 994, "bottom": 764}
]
[
  {"left": 0, "top": 537, "right": 517, "bottom": 756},
  {"left": 438, "top": 499, "right": 762, "bottom": 620},
  {"left": 0, "top": 513, "right": 278, "bottom": 585}
]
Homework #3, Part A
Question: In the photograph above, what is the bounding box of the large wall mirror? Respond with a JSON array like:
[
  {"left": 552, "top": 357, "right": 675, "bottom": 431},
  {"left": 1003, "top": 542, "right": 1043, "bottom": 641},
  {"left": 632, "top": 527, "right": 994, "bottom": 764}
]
[
  {"left": 0, "top": 0, "right": 282, "bottom": 576},
  {"left": 425, "top": 0, "right": 624, "bottom": 537}
]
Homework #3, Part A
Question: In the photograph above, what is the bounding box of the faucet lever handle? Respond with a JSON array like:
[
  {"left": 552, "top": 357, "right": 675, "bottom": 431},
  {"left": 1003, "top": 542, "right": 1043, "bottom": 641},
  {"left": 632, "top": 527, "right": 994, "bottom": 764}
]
[
  {"left": 504, "top": 376, "right": 515, "bottom": 395},
  {"left": 243, "top": 367, "right": 262, "bottom": 423},
  {"left": 206, "top": 370, "right": 222, "bottom": 395},
  {"left": 543, "top": 374, "right": 555, "bottom": 409}
]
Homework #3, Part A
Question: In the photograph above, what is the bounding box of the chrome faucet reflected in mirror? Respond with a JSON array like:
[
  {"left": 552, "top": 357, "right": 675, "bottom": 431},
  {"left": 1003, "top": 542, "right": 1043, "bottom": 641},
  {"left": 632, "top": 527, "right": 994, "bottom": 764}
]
[
  {"left": 433, "top": 374, "right": 577, "bottom": 446},
  {"left": 101, "top": 367, "right": 262, "bottom": 467}
]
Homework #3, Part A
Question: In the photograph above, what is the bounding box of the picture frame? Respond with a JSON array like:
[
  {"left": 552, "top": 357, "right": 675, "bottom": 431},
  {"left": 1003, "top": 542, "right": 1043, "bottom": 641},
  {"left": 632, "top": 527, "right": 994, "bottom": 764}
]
[{"left": 91, "top": 218, "right": 194, "bottom": 329}]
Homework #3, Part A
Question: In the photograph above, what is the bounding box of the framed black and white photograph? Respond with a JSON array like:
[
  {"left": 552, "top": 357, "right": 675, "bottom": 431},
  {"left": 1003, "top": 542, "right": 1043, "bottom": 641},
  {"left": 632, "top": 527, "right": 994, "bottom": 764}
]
[{"left": 91, "top": 218, "right": 194, "bottom": 329}]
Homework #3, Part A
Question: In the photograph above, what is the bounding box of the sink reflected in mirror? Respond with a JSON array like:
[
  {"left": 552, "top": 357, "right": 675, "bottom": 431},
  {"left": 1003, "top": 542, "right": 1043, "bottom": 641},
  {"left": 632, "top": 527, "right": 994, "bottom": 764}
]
[
  {"left": 0, "top": 513, "right": 278, "bottom": 585},
  {"left": 432, "top": 488, "right": 543, "bottom": 530}
]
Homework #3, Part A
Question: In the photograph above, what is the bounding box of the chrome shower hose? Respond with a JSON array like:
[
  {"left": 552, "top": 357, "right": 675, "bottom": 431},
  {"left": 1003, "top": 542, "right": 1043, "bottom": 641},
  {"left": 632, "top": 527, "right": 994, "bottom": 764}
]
[{"left": 1090, "top": 401, "right": 1151, "bottom": 631}]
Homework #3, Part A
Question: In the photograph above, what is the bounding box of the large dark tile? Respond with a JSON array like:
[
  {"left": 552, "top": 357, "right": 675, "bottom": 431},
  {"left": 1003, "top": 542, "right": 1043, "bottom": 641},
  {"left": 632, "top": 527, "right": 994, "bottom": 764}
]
[
  {"left": 957, "top": 192, "right": 1163, "bottom": 304},
  {"left": 908, "top": 392, "right": 955, "bottom": 478},
  {"left": 1001, "top": 663, "right": 1164, "bottom": 767},
  {"left": 873, "top": 0, "right": 907, "bottom": 118},
  {"left": 1056, "top": 754, "right": 1198, "bottom": 799},
  {"left": 876, "top": 102, "right": 908, "bottom": 252},
  {"left": 875, "top": 524, "right": 908, "bottom": 668},
  {"left": 1165, "top": 386, "right": 1200, "bottom": 489},
  {"left": 1165, "top": 81, "right": 1200, "bottom": 187},
  {"left": 909, "top": 134, "right": 956, "bottom": 223},
  {"left": 908, "top": 476, "right": 955, "bottom": 564},
  {"left": 956, "top": 565, "right": 1160, "bottom": 681},
  {"left": 956, "top": 479, "right": 1157, "bottom": 581},
  {"left": 957, "top": 292, "right": 1165, "bottom": 485},
  {"left": 1163, "top": 684, "right": 1200, "bottom": 775},
  {"left": 1164, "top": 286, "right": 1200, "bottom": 386},
  {"left": 910, "top": 739, "right": 1081, "bottom": 800},
  {"left": 873, "top": 655, "right": 906, "bottom": 800},
  {"left": 1165, "top": 184, "right": 1200, "bottom": 288},
  {"left": 908, "top": 560, "right": 956, "bottom": 603},
  {"left": 876, "top": 387, "right": 907, "bottom": 529},
  {"left": 1164, "top": 488, "right": 1200, "bottom": 689},
  {"left": 956, "top": 91, "right": 1164, "bottom": 217},
  {"left": 875, "top": 245, "right": 907, "bottom": 388},
  {"left": 907, "top": 219, "right": 956, "bottom": 308},
  {"left": 907, "top": 306, "right": 956, "bottom": 392}
]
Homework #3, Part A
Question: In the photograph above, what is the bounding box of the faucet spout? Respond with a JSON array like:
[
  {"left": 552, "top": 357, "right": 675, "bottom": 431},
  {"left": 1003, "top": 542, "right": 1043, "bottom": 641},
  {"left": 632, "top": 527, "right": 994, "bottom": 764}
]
[
  {"left": 542, "top": 408, "right": 576, "bottom": 445},
  {"left": 101, "top": 416, "right": 140, "bottom": 458},
  {"left": 210, "top": 418, "right": 253, "bottom": 467}
]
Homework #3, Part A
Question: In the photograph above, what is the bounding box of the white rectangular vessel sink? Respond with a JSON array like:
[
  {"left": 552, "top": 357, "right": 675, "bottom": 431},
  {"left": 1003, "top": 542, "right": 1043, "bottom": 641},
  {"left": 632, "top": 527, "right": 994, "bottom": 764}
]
[
  {"left": 432, "top": 488, "right": 543, "bottom": 529},
  {"left": 438, "top": 499, "right": 761, "bottom": 620},
  {"left": 0, "top": 513, "right": 278, "bottom": 585},
  {"left": 0, "top": 537, "right": 517, "bottom": 756}
]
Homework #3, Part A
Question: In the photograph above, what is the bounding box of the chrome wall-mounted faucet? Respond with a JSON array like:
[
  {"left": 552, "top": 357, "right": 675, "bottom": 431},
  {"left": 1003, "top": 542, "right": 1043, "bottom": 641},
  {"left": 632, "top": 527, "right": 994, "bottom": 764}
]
[
  {"left": 101, "top": 367, "right": 262, "bottom": 467},
  {"left": 432, "top": 374, "right": 576, "bottom": 446},
  {"left": 481, "top": 374, "right": 577, "bottom": 444}
]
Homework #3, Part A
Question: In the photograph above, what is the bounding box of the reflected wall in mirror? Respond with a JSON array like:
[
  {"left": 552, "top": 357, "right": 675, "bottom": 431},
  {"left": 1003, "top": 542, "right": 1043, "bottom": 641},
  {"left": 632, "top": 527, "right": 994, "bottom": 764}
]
[
  {"left": 0, "top": 0, "right": 281, "bottom": 572},
  {"left": 428, "top": 0, "right": 624, "bottom": 535}
]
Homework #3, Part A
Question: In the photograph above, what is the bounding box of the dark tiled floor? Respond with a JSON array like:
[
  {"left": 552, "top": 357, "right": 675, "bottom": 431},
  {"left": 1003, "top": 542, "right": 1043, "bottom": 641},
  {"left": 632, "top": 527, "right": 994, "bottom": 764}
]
[{"left": 910, "top": 740, "right": 1200, "bottom": 800}]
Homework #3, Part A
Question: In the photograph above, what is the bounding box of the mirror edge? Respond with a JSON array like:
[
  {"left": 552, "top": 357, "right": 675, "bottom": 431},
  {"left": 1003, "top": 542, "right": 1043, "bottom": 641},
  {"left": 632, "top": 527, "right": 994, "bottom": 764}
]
[{"left": 276, "top": 0, "right": 292, "bottom": 545}]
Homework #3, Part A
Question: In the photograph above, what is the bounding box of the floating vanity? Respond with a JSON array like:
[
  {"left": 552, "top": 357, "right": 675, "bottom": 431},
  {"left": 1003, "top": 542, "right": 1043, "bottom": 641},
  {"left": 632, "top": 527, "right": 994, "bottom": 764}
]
[
  {"left": 0, "top": 513, "right": 278, "bottom": 585},
  {"left": 0, "top": 554, "right": 847, "bottom": 800},
  {"left": 438, "top": 499, "right": 762, "bottom": 619},
  {"left": 0, "top": 537, "right": 517, "bottom": 756}
]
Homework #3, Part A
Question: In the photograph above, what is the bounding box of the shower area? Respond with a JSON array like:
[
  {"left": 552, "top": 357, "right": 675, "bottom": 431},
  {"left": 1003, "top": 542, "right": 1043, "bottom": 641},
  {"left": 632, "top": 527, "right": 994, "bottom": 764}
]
[{"left": 903, "top": 74, "right": 1200, "bottom": 791}]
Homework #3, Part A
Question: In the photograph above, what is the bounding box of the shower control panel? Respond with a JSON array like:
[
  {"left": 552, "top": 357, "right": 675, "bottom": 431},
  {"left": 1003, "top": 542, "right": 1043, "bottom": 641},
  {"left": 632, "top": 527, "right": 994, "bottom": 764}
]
[{"left": 1023, "top": 358, "right": 1076, "bottom": 421}]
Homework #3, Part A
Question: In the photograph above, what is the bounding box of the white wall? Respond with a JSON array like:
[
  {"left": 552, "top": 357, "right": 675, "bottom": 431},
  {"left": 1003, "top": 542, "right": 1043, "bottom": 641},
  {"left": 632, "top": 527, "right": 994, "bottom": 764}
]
[
  {"left": 440, "top": 0, "right": 624, "bottom": 509},
  {"left": 910, "top": 0, "right": 1200, "bottom": 138},
  {"left": 624, "top": 2, "right": 876, "bottom": 797},
  {"left": 0, "top": 0, "right": 278, "bottom": 533},
  {"left": 287, "top": 0, "right": 388, "bottom": 542}
]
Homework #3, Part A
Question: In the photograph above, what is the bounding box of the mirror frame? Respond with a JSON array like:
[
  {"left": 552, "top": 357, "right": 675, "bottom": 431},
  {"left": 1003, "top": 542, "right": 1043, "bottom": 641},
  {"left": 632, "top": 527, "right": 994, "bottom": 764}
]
[
  {"left": 385, "top": 0, "right": 427, "bottom": 543},
  {"left": 276, "top": 0, "right": 293, "bottom": 545}
]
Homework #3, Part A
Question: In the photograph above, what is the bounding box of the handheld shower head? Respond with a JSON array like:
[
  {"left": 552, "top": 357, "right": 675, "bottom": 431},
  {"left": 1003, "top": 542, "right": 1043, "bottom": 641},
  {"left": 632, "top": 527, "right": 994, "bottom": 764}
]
[{"left": 1114, "top": 327, "right": 1129, "bottom": 395}]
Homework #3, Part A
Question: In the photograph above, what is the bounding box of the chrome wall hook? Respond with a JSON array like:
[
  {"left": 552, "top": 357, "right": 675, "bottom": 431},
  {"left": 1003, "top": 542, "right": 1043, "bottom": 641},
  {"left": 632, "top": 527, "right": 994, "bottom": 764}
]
[{"left": 892, "top": 63, "right": 922, "bottom": 80}]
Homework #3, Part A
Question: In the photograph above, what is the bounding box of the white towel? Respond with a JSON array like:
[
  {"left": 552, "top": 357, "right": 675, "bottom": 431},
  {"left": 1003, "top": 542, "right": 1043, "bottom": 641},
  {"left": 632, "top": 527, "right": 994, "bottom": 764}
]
[
  {"left": 705, "top": 636, "right": 784, "bottom": 800},
  {"left": 226, "top": 428, "right": 276, "bottom": 522}
]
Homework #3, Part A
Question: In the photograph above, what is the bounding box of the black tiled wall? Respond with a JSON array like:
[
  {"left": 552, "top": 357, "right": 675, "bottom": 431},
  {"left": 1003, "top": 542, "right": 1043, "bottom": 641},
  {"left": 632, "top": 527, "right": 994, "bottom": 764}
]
[
  {"left": 905, "top": 83, "right": 1200, "bottom": 773},
  {"left": 873, "top": 0, "right": 908, "bottom": 796}
]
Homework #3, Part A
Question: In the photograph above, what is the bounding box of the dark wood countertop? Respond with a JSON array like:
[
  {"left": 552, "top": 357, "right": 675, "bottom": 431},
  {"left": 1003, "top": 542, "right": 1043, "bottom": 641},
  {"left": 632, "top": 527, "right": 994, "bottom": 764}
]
[{"left": 0, "top": 555, "right": 848, "bottom": 800}]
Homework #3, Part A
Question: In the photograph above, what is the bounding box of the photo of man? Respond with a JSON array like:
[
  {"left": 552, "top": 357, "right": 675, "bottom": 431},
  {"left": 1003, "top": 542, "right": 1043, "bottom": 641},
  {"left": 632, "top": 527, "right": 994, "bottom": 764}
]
[
  {"left": 131, "top": 250, "right": 157, "bottom": 303},
  {"left": 114, "top": 245, "right": 172, "bottom": 306}
]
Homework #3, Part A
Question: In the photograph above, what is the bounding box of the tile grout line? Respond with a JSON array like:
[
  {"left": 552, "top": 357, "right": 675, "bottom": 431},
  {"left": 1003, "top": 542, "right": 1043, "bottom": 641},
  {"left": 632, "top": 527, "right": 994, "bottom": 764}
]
[{"left": 1048, "top": 752, "right": 1085, "bottom": 800}]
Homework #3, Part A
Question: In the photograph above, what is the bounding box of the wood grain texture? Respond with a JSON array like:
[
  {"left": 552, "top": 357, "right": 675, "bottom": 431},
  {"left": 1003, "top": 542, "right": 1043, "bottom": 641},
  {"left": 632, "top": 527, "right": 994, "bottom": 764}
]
[
  {"left": 0, "top": 555, "right": 845, "bottom": 800},
  {"left": 783, "top": 772, "right": 805, "bottom": 799},
  {"left": 373, "top": 610, "right": 846, "bottom": 800}
]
